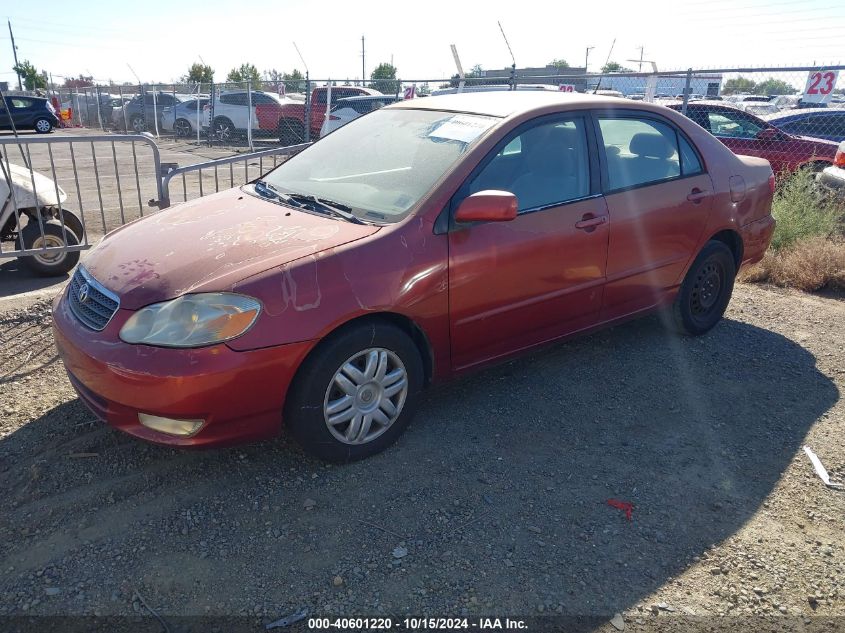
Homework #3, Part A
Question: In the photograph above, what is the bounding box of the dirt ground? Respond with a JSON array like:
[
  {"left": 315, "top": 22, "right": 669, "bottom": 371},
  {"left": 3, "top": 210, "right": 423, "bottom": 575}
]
[{"left": 0, "top": 282, "right": 843, "bottom": 632}]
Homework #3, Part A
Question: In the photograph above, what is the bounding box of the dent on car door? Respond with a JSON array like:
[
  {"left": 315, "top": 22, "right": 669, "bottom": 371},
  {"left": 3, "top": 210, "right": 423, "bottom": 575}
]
[
  {"left": 447, "top": 115, "right": 609, "bottom": 369},
  {"left": 595, "top": 114, "right": 714, "bottom": 320}
]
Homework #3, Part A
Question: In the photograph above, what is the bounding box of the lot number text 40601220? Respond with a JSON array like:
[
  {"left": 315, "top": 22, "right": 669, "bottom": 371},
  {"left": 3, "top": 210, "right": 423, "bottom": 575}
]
[{"left": 307, "top": 617, "right": 528, "bottom": 630}]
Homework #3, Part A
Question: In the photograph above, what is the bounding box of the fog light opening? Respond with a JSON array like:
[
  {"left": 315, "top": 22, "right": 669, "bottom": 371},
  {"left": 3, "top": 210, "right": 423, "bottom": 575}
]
[{"left": 138, "top": 413, "right": 205, "bottom": 437}]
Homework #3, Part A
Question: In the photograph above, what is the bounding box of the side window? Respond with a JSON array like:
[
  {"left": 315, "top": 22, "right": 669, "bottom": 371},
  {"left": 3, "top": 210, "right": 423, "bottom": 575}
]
[
  {"left": 678, "top": 136, "right": 703, "bottom": 175},
  {"left": 597, "top": 117, "right": 681, "bottom": 190},
  {"left": 706, "top": 111, "right": 764, "bottom": 139},
  {"left": 11, "top": 98, "right": 31, "bottom": 109},
  {"left": 181, "top": 100, "right": 197, "bottom": 110},
  {"left": 468, "top": 118, "right": 590, "bottom": 212}
]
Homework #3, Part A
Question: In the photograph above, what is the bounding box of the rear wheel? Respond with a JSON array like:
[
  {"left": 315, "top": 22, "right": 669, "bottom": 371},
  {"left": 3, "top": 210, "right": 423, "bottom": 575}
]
[
  {"left": 285, "top": 322, "right": 423, "bottom": 462},
  {"left": 670, "top": 240, "right": 736, "bottom": 336},
  {"left": 20, "top": 220, "right": 80, "bottom": 276},
  {"left": 278, "top": 119, "right": 305, "bottom": 146},
  {"left": 34, "top": 117, "right": 53, "bottom": 133}
]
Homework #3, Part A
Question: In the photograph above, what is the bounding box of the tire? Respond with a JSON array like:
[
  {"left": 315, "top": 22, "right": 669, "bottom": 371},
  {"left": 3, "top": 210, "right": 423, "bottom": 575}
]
[
  {"left": 174, "top": 118, "right": 192, "bottom": 137},
  {"left": 278, "top": 119, "right": 305, "bottom": 146},
  {"left": 212, "top": 117, "right": 235, "bottom": 142},
  {"left": 33, "top": 117, "right": 53, "bottom": 133},
  {"left": 20, "top": 220, "right": 80, "bottom": 277},
  {"left": 50, "top": 209, "right": 85, "bottom": 242},
  {"left": 130, "top": 115, "right": 146, "bottom": 133},
  {"left": 284, "top": 322, "right": 424, "bottom": 463},
  {"left": 670, "top": 240, "right": 736, "bottom": 336}
]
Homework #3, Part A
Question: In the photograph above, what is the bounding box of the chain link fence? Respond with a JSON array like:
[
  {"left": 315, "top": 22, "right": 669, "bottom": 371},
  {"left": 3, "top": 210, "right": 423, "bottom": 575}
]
[{"left": 6, "top": 65, "right": 843, "bottom": 172}]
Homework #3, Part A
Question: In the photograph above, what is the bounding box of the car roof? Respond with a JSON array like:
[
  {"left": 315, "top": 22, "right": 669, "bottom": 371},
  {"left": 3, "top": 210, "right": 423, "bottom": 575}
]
[
  {"left": 389, "top": 91, "right": 631, "bottom": 117},
  {"left": 337, "top": 95, "right": 400, "bottom": 102}
]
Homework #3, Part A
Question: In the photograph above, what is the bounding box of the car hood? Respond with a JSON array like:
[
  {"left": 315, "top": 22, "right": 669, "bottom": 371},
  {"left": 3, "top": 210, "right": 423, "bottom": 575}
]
[{"left": 83, "top": 188, "right": 380, "bottom": 310}]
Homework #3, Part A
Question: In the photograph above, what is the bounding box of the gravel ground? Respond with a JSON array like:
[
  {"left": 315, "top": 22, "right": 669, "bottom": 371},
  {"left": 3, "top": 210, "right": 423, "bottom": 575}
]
[{"left": 0, "top": 283, "right": 843, "bottom": 632}]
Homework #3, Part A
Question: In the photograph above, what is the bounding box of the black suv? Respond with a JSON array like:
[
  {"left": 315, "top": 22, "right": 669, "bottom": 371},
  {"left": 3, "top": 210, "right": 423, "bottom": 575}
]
[{"left": 0, "top": 95, "right": 59, "bottom": 133}]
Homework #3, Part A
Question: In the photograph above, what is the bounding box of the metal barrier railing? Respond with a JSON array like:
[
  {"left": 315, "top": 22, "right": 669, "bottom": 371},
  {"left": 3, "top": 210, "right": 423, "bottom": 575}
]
[
  {"left": 0, "top": 134, "right": 163, "bottom": 260},
  {"left": 159, "top": 142, "right": 309, "bottom": 208}
]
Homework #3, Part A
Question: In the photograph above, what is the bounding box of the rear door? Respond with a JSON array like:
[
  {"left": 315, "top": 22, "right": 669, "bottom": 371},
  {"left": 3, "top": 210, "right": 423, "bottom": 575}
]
[
  {"left": 448, "top": 114, "right": 609, "bottom": 369},
  {"left": 594, "top": 112, "right": 714, "bottom": 320},
  {"left": 9, "top": 98, "right": 34, "bottom": 127}
]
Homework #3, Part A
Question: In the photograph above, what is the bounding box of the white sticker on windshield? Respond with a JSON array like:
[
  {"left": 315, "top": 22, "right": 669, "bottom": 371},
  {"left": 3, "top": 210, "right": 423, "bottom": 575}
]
[{"left": 428, "top": 115, "right": 497, "bottom": 144}]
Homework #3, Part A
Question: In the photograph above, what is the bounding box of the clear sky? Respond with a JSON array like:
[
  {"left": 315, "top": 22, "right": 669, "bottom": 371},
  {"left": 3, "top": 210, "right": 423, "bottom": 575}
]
[{"left": 2, "top": 0, "right": 844, "bottom": 85}]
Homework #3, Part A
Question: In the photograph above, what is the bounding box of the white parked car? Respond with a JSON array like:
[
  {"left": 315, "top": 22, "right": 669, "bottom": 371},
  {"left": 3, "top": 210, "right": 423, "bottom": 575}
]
[
  {"left": 202, "top": 90, "right": 292, "bottom": 141},
  {"left": 319, "top": 95, "right": 400, "bottom": 137}
]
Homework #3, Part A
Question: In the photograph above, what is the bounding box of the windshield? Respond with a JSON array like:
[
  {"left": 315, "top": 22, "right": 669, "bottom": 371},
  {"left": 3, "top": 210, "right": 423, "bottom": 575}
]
[{"left": 262, "top": 108, "right": 499, "bottom": 221}]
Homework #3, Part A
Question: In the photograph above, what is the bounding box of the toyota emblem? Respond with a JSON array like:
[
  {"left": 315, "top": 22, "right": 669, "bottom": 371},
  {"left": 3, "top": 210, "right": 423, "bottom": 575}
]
[{"left": 78, "top": 283, "right": 90, "bottom": 304}]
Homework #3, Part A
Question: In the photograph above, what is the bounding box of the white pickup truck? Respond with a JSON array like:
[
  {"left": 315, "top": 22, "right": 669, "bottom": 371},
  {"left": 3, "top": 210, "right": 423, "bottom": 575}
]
[{"left": 202, "top": 90, "right": 291, "bottom": 140}]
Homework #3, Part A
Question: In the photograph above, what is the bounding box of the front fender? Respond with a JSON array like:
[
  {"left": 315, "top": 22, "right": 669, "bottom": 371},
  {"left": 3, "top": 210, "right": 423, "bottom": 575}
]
[{"left": 2, "top": 163, "right": 67, "bottom": 208}]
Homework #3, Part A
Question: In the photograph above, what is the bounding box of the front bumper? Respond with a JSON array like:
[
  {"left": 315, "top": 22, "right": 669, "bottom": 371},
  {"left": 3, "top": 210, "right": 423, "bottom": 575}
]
[
  {"left": 817, "top": 165, "right": 845, "bottom": 199},
  {"left": 52, "top": 289, "right": 314, "bottom": 448}
]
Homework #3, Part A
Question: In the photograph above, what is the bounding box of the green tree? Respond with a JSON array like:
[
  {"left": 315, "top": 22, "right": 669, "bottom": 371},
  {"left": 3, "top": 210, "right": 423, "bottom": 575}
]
[
  {"left": 600, "top": 61, "right": 631, "bottom": 73},
  {"left": 548, "top": 59, "right": 570, "bottom": 69},
  {"left": 183, "top": 63, "right": 214, "bottom": 83},
  {"left": 723, "top": 76, "right": 757, "bottom": 95},
  {"left": 370, "top": 62, "right": 399, "bottom": 94},
  {"left": 282, "top": 69, "right": 304, "bottom": 92},
  {"left": 12, "top": 60, "right": 47, "bottom": 90},
  {"left": 754, "top": 78, "right": 796, "bottom": 96},
  {"left": 226, "top": 63, "right": 261, "bottom": 84}
]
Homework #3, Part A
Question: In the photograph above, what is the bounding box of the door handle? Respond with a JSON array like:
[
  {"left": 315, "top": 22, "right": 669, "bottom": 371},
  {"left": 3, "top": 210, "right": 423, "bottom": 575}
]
[
  {"left": 575, "top": 215, "right": 608, "bottom": 230},
  {"left": 687, "top": 188, "right": 710, "bottom": 203}
]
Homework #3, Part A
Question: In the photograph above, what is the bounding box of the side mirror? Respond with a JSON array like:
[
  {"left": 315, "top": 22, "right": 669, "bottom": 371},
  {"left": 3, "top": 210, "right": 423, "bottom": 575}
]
[
  {"left": 455, "top": 190, "right": 518, "bottom": 224},
  {"left": 756, "top": 127, "right": 782, "bottom": 141}
]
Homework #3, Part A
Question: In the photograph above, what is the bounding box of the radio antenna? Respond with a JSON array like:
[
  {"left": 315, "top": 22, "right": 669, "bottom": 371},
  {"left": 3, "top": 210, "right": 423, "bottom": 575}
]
[
  {"left": 498, "top": 21, "right": 517, "bottom": 90},
  {"left": 293, "top": 42, "right": 309, "bottom": 74},
  {"left": 593, "top": 37, "right": 616, "bottom": 93}
]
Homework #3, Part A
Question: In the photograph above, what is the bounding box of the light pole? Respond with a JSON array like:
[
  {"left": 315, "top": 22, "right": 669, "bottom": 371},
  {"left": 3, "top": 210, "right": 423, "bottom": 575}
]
[{"left": 585, "top": 46, "right": 594, "bottom": 93}]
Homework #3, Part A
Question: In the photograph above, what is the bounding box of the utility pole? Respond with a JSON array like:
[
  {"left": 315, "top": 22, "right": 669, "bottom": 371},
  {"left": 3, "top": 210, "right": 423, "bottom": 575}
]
[
  {"left": 636, "top": 46, "right": 644, "bottom": 72},
  {"left": 585, "top": 46, "right": 594, "bottom": 73},
  {"left": 361, "top": 35, "right": 366, "bottom": 87},
  {"left": 8, "top": 20, "right": 22, "bottom": 90}
]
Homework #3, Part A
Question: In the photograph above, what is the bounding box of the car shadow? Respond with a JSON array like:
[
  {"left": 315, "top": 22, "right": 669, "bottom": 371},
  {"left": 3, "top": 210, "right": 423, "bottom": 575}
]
[
  {"left": 0, "top": 314, "right": 838, "bottom": 625},
  {"left": 0, "top": 258, "right": 70, "bottom": 298}
]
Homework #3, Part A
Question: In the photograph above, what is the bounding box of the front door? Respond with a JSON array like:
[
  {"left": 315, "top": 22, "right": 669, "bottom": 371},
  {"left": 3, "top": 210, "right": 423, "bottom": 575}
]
[{"left": 448, "top": 115, "right": 609, "bottom": 370}]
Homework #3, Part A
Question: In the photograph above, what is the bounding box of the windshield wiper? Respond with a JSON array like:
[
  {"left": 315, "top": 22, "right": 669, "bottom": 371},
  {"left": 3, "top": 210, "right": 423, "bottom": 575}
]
[
  {"left": 283, "top": 193, "right": 366, "bottom": 224},
  {"left": 254, "top": 179, "right": 285, "bottom": 201}
]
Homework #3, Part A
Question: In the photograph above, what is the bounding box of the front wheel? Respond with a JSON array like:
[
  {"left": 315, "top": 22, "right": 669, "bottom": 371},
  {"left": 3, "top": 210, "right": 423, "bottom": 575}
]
[
  {"left": 285, "top": 322, "right": 424, "bottom": 462},
  {"left": 20, "top": 220, "right": 80, "bottom": 276},
  {"left": 212, "top": 117, "right": 235, "bottom": 142},
  {"left": 174, "top": 118, "right": 192, "bottom": 137},
  {"left": 278, "top": 119, "right": 305, "bottom": 146},
  {"left": 130, "top": 115, "right": 146, "bottom": 133},
  {"left": 670, "top": 240, "right": 736, "bottom": 336}
]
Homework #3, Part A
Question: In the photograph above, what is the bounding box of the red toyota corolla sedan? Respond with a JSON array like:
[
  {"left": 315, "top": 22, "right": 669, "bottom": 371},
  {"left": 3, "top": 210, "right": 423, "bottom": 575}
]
[
  {"left": 667, "top": 101, "right": 838, "bottom": 176},
  {"left": 53, "top": 93, "right": 776, "bottom": 462}
]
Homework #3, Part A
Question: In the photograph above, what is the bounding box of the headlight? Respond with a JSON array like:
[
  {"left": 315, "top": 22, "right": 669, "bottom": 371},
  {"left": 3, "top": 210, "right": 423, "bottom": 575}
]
[{"left": 119, "top": 293, "right": 261, "bottom": 348}]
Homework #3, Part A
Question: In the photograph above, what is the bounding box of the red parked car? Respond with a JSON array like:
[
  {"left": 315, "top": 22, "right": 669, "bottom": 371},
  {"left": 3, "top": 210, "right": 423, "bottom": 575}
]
[
  {"left": 255, "top": 85, "right": 381, "bottom": 145},
  {"left": 667, "top": 101, "right": 838, "bottom": 176},
  {"left": 53, "top": 92, "right": 776, "bottom": 461}
]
